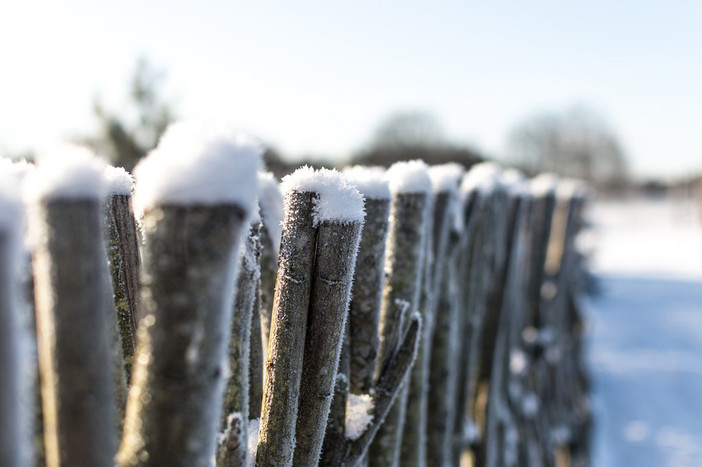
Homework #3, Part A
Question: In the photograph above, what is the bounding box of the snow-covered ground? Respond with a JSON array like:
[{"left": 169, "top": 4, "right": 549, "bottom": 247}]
[{"left": 587, "top": 198, "right": 702, "bottom": 467}]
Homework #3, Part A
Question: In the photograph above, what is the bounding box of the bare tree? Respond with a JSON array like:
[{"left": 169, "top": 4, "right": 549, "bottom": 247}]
[{"left": 506, "top": 106, "right": 629, "bottom": 187}]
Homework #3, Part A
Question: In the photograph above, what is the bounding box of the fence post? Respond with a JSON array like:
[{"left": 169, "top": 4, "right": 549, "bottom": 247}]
[
  {"left": 27, "top": 148, "right": 118, "bottom": 467},
  {"left": 218, "top": 221, "right": 261, "bottom": 466},
  {"left": 0, "top": 168, "right": 31, "bottom": 467},
  {"left": 368, "top": 160, "right": 432, "bottom": 467},
  {"left": 117, "top": 123, "right": 261, "bottom": 466}
]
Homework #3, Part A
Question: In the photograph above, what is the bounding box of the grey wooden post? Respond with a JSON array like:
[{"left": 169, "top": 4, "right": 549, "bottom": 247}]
[
  {"left": 0, "top": 172, "right": 31, "bottom": 467},
  {"left": 218, "top": 222, "right": 261, "bottom": 466},
  {"left": 256, "top": 190, "right": 317, "bottom": 466},
  {"left": 369, "top": 160, "right": 432, "bottom": 467},
  {"left": 117, "top": 123, "right": 262, "bottom": 467},
  {"left": 28, "top": 152, "right": 117, "bottom": 467},
  {"left": 292, "top": 218, "right": 363, "bottom": 466},
  {"left": 103, "top": 167, "right": 141, "bottom": 381},
  {"left": 401, "top": 163, "right": 464, "bottom": 466}
]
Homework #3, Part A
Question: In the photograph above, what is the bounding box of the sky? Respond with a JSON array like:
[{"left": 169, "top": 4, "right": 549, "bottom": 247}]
[{"left": 1, "top": 0, "right": 701, "bottom": 180}]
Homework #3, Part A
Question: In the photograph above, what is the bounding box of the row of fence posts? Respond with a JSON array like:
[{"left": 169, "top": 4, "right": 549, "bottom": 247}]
[{"left": 0, "top": 122, "right": 592, "bottom": 467}]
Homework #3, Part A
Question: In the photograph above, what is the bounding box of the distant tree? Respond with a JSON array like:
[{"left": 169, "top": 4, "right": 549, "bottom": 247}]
[
  {"left": 351, "top": 111, "right": 482, "bottom": 168},
  {"left": 506, "top": 106, "right": 629, "bottom": 186},
  {"left": 82, "top": 57, "right": 176, "bottom": 171}
]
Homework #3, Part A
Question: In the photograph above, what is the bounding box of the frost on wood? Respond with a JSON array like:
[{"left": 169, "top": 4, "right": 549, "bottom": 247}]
[
  {"left": 386, "top": 159, "right": 433, "bottom": 195},
  {"left": 345, "top": 393, "right": 374, "bottom": 441},
  {"left": 369, "top": 184, "right": 431, "bottom": 467},
  {"left": 257, "top": 190, "right": 317, "bottom": 467},
  {"left": 280, "top": 166, "right": 365, "bottom": 226},
  {"left": 293, "top": 218, "right": 363, "bottom": 467},
  {"left": 219, "top": 222, "right": 261, "bottom": 467},
  {"left": 132, "top": 121, "right": 263, "bottom": 214}
]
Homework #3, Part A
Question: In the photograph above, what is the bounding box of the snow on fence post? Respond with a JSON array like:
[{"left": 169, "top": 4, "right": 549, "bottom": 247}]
[
  {"left": 291, "top": 173, "right": 364, "bottom": 465},
  {"left": 116, "top": 123, "right": 261, "bottom": 467},
  {"left": 256, "top": 177, "right": 317, "bottom": 467},
  {"left": 26, "top": 147, "right": 118, "bottom": 467},
  {"left": 218, "top": 220, "right": 261, "bottom": 466},
  {"left": 401, "top": 163, "right": 464, "bottom": 466},
  {"left": 425, "top": 164, "right": 467, "bottom": 465},
  {"left": 257, "top": 171, "right": 283, "bottom": 355},
  {"left": 0, "top": 168, "right": 31, "bottom": 467},
  {"left": 103, "top": 166, "right": 140, "bottom": 382},
  {"left": 368, "top": 160, "right": 432, "bottom": 467}
]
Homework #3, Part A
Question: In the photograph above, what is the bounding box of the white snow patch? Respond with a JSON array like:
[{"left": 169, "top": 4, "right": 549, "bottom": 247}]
[
  {"left": 501, "top": 169, "right": 527, "bottom": 196},
  {"left": 0, "top": 166, "right": 24, "bottom": 230},
  {"left": 104, "top": 166, "right": 135, "bottom": 195},
  {"left": 386, "top": 160, "right": 432, "bottom": 194},
  {"left": 281, "top": 166, "right": 365, "bottom": 225},
  {"left": 345, "top": 393, "right": 374, "bottom": 440},
  {"left": 24, "top": 145, "right": 106, "bottom": 202},
  {"left": 133, "top": 121, "right": 262, "bottom": 213},
  {"left": 342, "top": 165, "right": 391, "bottom": 200},
  {"left": 429, "top": 163, "right": 464, "bottom": 193},
  {"left": 248, "top": 418, "right": 260, "bottom": 466},
  {"left": 460, "top": 162, "right": 502, "bottom": 195},
  {"left": 257, "top": 171, "right": 283, "bottom": 254},
  {"left": 530, "top": 172, "right": 560, "bottom": 197}
]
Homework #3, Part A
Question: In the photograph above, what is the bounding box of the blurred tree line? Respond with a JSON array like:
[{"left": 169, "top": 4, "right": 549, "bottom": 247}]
[{"left": 81, "top": 59, "right": 628, "bottom": 191}]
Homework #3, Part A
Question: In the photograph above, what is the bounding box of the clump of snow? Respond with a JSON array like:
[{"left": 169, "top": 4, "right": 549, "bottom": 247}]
[
  {"left": 460, "top": 162, "right": 502, "bottom": 196},
  {"left": 257, "top": 171, "right": 283, "bottom": 253},
  {"left": 133, "top": 121, "right": 262, "bottom": 214},
  {"left": 280, "top": 166, "right": 365, "bottom": 226},
  {"left": 429, "top": 163, "right": 464, "bottom": 193},
  {"left": 345, "top": 393, "right": 374, "bottom": 440},
  {"left": 500, "top": 169, "right": 527, "bottom": 196},
  {"left": 530, "top": 173, "right": 560, "bottom": 197},
  {"left": 23, "top": 145, "right": 106, "bottom": 202},
  {"left": 386, "top": 160, "right": 432, "bottom": 194},
  {"left": 104, "top": 166, "right": 135, "bottom": 195},
  {"left": 556, "top": 178, "right": 591, "bottom": 201},
  {"left": 342, "top": 165, "right": 391, "bottom": 200},
  {"left": 247, "top": 418, "right": 260, "bottom": 467}
]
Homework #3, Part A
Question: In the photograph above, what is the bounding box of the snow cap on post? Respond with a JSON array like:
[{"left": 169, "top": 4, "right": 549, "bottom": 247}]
[
  {"left": 500, "top": 169, "right": 528, "bottom": 197},
  {"left": 104, "top": 166, "right": 135, "bottom": 196},
  {"left": 342, "top": 165, "right": 391, "bottom": 200},
  {"left": 281, "top": 166, "right": 365, "bottom": 226},
  {"left": 429, "top": 163, "right": 464, "bottom": 194},
  {"left": 386, "top": 160, "right": 432, "bottom": 195},
  {"left": 460, "top": 161, "right": 503, "bottom": 196},
  {"left": 133, "top": 121, "right": 263, "bottom": 214},
  {"left": 530, "top": 172, "right": 560, "bottom": 198},
  {"left": 24, "top": 145, "right": 106, "bottom": 202}
]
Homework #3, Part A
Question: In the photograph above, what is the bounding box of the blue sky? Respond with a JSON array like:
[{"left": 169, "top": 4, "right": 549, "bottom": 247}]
[{"left": 1, "top": 0, "right": 700, "bottom": 180}]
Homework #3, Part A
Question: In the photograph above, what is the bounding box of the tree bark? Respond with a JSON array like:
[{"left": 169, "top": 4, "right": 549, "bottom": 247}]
[
  {"left": 368, "top": 192, "right": 429, "bottom": 467},
  {"left": 117, "top": 204, "right": 248, "bottom": 467},
  {"left": 218, "top": 223, "right": 261, "bottom": 466},
  {"left": 293, "top": 219, "right": 363, "bottom": 466},
  {"left": 32, "top": 199, "right": 118, "bottom": 467},
  {"left": 256, "top": 191, "right": 317, "bottom": 467}
]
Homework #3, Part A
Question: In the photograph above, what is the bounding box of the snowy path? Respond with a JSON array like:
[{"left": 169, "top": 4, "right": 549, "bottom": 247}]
[{"left": 588, "top": 200, "right": 702, "bottom": 467}]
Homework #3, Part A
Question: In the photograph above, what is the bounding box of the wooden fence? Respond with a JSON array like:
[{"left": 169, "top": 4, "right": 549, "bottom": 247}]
[{"left": 0, "top": 124, "right": 592, "bottom": 467}]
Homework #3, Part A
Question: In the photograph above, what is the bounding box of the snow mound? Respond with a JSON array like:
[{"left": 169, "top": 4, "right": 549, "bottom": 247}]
[
  {"left": 345, "top": 393, "right": 374, "bottom": 440},
  {"left": 257, "top": 171, "right": 283, "bottom": 253},
  {"left": 24, "top": 145, "right": 106, "bottom": 202},
  {"left": 281, "top": 166, "right": 365, "bottom": 225},
  {"left": 460, "top": 162, "right": 502, "bottom": 195},
  {"left": 133, "top": 121, "right": 262, "bottom": 213},
  {"left": 386, "top": 160, "right": 432, "bottom": 195},
  {"left": 104, "top": 166, "right": 135, "bottom": 195},
  {"left": 429, "top": 163, "right": 464, "bottom": 193},
  {"left": 530, "top": 173, "right": 560, "bottom": 197},
  {"left": 343, "top": 165, "right": 391, "bottom": 200}
]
